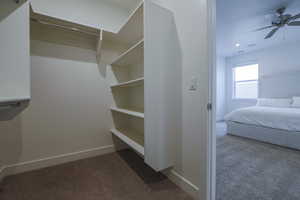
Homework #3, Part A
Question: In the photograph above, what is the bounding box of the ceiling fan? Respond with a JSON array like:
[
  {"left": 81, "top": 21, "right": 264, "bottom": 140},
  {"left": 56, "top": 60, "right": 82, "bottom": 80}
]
[{"left": 255, "top": 7, "right": 300, "bottom": 39}]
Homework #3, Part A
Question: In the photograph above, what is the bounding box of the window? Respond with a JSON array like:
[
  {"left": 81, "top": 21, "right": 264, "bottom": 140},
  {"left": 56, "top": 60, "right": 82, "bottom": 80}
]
[{"left": 233, "top": 64, "right": 258, "bottom": 99}]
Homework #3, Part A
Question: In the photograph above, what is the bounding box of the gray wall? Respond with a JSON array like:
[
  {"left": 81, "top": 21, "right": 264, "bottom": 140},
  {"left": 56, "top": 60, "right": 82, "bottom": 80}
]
[
  {"left": 225, "top": 41, "right": 300, "bottom": 114},
  {"left": 216, "top": 56, "right": 226, "bottom": 121}
]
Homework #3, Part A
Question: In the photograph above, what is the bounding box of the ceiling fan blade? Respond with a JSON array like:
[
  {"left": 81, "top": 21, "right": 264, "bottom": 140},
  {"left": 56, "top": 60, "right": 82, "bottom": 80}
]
[
  {"left": 288, "top": 21, "right": 300, "bottom": 26},
  {"left": 290, "top": 13, "right": 300, "bottom": 21},
  {"left": 254, "top": 25, "right": 274, "bottom": 31},
  {"left": 265, "top": 28, "right": 279, "bottom": 39}
]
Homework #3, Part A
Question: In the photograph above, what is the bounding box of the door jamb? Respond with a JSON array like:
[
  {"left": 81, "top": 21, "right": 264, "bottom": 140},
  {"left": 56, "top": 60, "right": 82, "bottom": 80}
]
[{"left": 206, "top": 0, "right": 217, "bottom": 199}]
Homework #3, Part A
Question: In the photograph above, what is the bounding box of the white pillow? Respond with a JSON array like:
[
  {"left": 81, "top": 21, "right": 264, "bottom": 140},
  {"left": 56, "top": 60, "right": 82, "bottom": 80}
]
[
  {"left": 256, "top": 98, "right": 292, "bottom": 108},
  {"left": 291, "top": 97, "right": 300, "bottom": 108}
]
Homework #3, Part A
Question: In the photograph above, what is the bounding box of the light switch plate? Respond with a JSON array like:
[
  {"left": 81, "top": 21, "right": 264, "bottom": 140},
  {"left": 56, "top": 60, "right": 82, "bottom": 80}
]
[{"left": 189, "top": 77, "right": 198, "bottom": 91}]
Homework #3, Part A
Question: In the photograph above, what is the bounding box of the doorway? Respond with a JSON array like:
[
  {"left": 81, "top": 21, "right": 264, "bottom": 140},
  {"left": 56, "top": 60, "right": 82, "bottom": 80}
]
[{"left": 213, "top": 1, "right": 300, "bottom": 200}]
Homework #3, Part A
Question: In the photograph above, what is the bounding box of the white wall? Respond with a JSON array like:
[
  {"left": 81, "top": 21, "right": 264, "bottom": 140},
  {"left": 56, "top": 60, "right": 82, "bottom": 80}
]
[
  {"left": 225, "top": 41, "right": 300, "bottom": 114},
  {"left": 216, "top": 56, "right": 225, "bottom": 121},
  {"left": 0, "top": 40, "right": 114, "bottom": 176},
  {"left": 30, "top": 0, "right": 140, "bottom": 32}
]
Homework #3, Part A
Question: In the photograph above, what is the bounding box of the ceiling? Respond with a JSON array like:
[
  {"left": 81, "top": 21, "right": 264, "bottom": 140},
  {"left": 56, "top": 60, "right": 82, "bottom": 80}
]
[
  {"left": 102, "top": 0, "right": 141, "bottom": 12},
  {"left": 217, "top": 0, "right": 300, "bottom": 57}
]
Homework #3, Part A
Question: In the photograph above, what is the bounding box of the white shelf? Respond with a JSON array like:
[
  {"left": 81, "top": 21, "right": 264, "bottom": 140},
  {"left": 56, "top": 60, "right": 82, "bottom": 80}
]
[
  {"left": 111, "top": 39, "right": 144, "bottom": 67},
  {"left": 31, "top": 13, "right": 100, "bottom": 51},
  {"left": 111, "top": 77, "right": 144, "bottom": 88},
  {"left": 31, "top": 8, "right": 100, "bottom": 37},
  {"left": 110, "top": 128, "right": 144, "bottom": 155},
  {"left": 110, "top": 107, "right": 144, "bottom": 119}
]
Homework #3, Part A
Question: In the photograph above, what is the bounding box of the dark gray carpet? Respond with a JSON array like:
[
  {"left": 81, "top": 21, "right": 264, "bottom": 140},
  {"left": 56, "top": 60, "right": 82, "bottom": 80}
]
[
  {"left": 0, "top": 150, "right": 192, "bottom": 200},
  {"left": 217, "top": 135, "right": 300, "bottom": 200}
]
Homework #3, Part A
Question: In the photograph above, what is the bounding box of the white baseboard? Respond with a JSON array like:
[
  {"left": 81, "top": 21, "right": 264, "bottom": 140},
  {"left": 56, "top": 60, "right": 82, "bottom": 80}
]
[
  {"left": 0, "top": 167, "right": 5, "bottom": 183},
  {"left": 0, "top": 145, "right": 115, "bottom": 180},
  {"left": 163, "top": 169, "right": 199, "bottom": 199}
]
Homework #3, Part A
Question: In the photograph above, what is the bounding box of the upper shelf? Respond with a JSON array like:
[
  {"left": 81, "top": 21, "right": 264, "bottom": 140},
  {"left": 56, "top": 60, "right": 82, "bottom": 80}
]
[
  {"left": 111, "top": 77, "right": 144, "bottom": 88},
  {"left": 111, "top": 39, "right": 144, "bottom": 66},
  {"left": 30, "top": 5, "right": 103, "bottom": 51},
  {"left": 103, "top": 2, "right": 144, "bottom": 48},
  {"left": 110, "top": 107, "right": 144, "bottom": 119},
  {"left": 30, "top": 1, "right": 143, "bottom": 51},
  {"left": 30, "top": 6, "right": 100, "bottom": 37}
]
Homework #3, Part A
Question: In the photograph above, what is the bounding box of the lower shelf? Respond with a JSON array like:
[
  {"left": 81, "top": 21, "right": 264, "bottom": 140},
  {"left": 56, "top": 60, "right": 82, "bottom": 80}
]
[
  {"left": 110, "top": 77, "right": 144, "bottom": 88},
  {"left": 110, "top": 128, "right": 144, "bottom": 155},
  {"left": 110, "top": 107, "right": 144, "bottom": 118}
]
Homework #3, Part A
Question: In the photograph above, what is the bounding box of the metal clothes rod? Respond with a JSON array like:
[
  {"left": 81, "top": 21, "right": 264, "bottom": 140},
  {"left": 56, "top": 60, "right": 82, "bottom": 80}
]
[{"left": 30, "top": 18, "right": 99, "bottom": 37}]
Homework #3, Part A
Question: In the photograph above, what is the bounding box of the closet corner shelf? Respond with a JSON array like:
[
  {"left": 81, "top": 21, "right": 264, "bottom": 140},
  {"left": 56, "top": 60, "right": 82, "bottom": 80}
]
[
  {"left": 118, "top": 1, "right": 144, "bottom": 32},
  {"left": 111, "top": 77, "right": 144, "bottom": 88},
  {"left": 110, "top": 128, "right": 144, "bottom": 155},
  {"left": 103, "top": 1, "right": 144, "bottom": 47},
  {"left": 111, "top": 39, "right": 144, "bottom": 66},
  {"left": 110, "top": 107, "right": 144, "bottom": 118}
]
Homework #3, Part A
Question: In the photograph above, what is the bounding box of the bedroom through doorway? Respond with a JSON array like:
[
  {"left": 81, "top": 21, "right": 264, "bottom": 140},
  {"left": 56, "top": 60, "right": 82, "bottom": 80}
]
[{"left": 215, "top": 0, "right": 300, "bottom": 199}]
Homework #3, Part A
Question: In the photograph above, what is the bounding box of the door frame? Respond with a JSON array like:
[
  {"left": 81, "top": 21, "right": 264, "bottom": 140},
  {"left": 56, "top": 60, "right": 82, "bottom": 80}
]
[{"left": 206, "top": 0, "right": 217, "bottom": 199}]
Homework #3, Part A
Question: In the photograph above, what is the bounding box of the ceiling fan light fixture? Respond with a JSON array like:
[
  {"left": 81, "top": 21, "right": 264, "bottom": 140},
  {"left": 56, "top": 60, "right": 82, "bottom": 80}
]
[{"left": 235, "top": 43, "right": 240, "bottom": 47}]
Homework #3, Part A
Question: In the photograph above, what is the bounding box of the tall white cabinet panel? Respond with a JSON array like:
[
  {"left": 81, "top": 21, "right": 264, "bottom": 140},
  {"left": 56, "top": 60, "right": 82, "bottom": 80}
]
[
  {"left": 0, "top": 1, "right": 30, "bottom": 103},
  {"left": 144, "top": 1, "right": 181, "bottom": 171}
]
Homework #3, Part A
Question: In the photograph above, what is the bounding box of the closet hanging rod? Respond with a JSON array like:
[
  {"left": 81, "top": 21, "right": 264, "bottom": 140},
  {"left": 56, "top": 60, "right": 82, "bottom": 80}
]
[{"left": 30, "top": 18, "right": 99, "bottom": 36}]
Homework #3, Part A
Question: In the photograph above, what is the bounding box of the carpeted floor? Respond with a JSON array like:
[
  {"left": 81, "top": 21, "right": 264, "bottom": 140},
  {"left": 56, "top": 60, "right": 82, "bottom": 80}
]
[
  {"left": 2, "top": 124, "right": 300, "bottom": 200},
  {"left": 217, "top": 134, "right": 300, "bottom": 200},
  {"left": 0, "top": 150, "right": 192, "bottom": 200}
]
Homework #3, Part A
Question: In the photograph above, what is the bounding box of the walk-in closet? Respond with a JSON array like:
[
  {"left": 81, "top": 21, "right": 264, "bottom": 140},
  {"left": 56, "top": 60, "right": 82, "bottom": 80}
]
[{"left": 0, "top": 0, "right": 209, "bottom": 199}]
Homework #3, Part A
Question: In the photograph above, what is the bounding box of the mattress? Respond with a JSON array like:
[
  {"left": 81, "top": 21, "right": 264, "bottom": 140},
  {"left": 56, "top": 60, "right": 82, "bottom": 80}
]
[{"left": 225, "top": 106, "right": 300, "bottom": 132}]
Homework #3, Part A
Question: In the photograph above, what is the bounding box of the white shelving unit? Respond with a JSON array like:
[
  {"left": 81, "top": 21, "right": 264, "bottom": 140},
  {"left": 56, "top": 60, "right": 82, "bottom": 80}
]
[
  {"left": 103, "top": 1, "right": 179, "bottom": 171},
  {"left": 30, "top": 0, "right": 179, "bottom": 172},
  {"left": 106, "top": 2, "right": 145, "bottom": 158}
]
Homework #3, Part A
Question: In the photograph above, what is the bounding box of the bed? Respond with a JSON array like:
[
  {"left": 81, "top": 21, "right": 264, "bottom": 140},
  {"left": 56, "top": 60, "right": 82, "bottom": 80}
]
[{"left": 225, "top": 106, "right": 300, "bottom": 150}]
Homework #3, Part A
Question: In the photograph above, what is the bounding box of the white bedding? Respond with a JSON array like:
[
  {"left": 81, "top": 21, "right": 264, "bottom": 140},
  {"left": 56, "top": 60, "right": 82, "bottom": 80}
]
[{"left": 225, "top": 106, "right": 300, "bottom": 132}]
